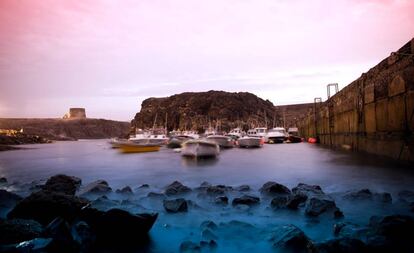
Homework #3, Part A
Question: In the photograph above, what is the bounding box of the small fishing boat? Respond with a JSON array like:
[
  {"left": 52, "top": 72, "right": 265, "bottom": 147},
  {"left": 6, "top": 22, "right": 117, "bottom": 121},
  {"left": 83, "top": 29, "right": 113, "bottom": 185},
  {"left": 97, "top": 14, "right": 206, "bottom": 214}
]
[
  {"left": 118, "top": 141, "right": 161, "bottom": 153},
  {"left": 109, "top": 138, "right": 128, "bottom": 148},
  {"left": 181, "top": 140, "right": 219, "bottom": 158},
  {"left": 228, "top": 128, "right": 243, "bottom": 138},
  {"left": 167, "top": 135, "right": 194, "bottom": 148},
  {"left": 238, "top": 136, "right": 263, "bottom": 148},
  {"left": 266, "top": 127, "right": 287, "bottom": 144},
  {"left": 206, "top": 135, "right": 234, "bottom": 148},
  {"left": 287, "top": 127, "right": 302, "bottom": 143}
]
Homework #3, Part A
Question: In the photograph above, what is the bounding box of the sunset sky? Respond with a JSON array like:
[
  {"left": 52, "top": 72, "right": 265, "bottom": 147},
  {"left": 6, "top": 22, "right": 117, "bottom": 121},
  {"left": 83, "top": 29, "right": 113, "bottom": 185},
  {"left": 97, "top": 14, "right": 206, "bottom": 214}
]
[{"left": 0, "top": 0, "right": 413, "bottom": 121}]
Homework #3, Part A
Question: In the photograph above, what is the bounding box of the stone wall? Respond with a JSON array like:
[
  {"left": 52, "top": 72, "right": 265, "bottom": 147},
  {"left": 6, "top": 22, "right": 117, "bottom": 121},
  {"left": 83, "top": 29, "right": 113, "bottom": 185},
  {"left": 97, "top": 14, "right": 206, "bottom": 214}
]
[
  {"left": 69, "top": 108, "right": 86, "bottom": 118},
  {"left": 297, "top": 38, "right": 414, "bottom": 162},
  {"left": 274, "top": 103, "right": 314, "bottom": 128}
]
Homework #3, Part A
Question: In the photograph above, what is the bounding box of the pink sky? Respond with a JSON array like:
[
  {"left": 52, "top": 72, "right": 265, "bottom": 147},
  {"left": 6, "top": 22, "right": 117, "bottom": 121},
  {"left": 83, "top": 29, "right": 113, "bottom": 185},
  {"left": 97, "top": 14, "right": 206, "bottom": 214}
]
[{"left": 0, "top": 0, "right": 413, "bottom": 121}]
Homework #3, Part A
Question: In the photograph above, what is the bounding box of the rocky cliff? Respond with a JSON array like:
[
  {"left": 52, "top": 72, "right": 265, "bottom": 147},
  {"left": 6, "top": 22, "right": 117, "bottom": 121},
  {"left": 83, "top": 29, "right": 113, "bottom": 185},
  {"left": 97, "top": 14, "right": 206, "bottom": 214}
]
[
  {"left": 132, "top": 90, "right": 280, "bottom": 132},
  {"left": 0, "top": 118, "right": 130, "bottom": 140}
]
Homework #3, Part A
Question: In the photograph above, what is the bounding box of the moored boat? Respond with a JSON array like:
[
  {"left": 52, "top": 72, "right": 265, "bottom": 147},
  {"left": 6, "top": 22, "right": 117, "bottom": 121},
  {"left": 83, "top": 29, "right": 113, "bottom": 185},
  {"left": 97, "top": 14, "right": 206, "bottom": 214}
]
[
  {"left": 167, "top": 135, "right": 194, "bottom": 148},
  {"left": 287, "top": 127, "right": 302, "bottom": 143},
  {"left": 206, "top": 135, "right": 234, "bottom": 148},
  {"left": 266, "top": 127, "right": 287, "bottom": 144},
  {"left": 181, "top": 140, "right": 220, "bottom": 158},
  {"left": 118, "top": 141, "right": 161, "bottom": 153},
  {"left": 109, "top": 138, "right": 128, "bottom": 148},
  {"left": 228, "top": 128, "right": 243, "bottom": 138},
  {"left": 238, "top": 136, "right": 263, "bottom": 148}
]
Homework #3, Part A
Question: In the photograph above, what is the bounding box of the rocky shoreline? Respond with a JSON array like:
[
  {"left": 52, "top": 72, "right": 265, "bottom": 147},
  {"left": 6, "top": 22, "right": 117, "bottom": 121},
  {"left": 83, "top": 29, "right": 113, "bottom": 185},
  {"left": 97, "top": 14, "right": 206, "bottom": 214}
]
[{"left": 1, "top": 175, "right": 414, "bottom": 252}]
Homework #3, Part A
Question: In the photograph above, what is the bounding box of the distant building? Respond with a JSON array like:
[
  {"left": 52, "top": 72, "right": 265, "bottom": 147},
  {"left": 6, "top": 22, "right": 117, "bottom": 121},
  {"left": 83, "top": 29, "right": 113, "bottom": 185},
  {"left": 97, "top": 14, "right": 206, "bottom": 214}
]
[{"left": 63, "top": 108, "right": 86, "bottom": 119}]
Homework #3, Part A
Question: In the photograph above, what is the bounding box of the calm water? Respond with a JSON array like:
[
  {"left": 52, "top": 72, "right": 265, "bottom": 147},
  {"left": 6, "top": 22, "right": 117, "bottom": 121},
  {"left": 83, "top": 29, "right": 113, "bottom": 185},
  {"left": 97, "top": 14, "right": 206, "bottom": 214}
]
[{"left": 1, "top": 140, "right": 413, "bottom": 252}]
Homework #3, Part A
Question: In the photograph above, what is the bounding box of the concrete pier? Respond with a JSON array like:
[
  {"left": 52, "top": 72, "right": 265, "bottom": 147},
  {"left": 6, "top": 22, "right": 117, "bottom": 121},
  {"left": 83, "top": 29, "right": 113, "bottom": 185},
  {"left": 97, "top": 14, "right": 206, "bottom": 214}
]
[{"left": 296, "top": 38, "right": 414, "bottom": 162}]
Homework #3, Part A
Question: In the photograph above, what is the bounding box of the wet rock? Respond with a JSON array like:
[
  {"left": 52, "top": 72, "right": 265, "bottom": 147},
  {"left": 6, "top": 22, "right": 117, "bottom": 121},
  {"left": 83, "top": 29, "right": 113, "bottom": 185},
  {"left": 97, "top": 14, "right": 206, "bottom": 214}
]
[
  {"left": 0, "top": 189, "right": 23, "bottom": 211},
  {"left": 179, "top": 241, "right": 201, "bottom": 253},
  {"left": 260, "top": 181, "right": 291, "bottom": 196},
  {"left": 232, "top": 195, "right": 260, "bottom": 206},
  {"left": 333, "top": 222, "right": 365, "bottom": 238},
  {"left": 314, "top": 238, "right": 367, "bottom": 253},
  {"left": 71, "top": 221, "right": 95, "bottom": 247},
  {"left": 44, "top": 174, "right": 81, "bottom": 196},
  {"left": 200, "top": 220, "right": 218, "bottom": 230},
  {"left": 43, "top": 217, "right": 78, "bottom": 252},
  {"left": 200, "top": 181, "right": 211, "bottom": 187},
  {"left": 7, "top": 190, "right": 89, "bottom": 225},
  {"left": 200, "top": 239, "right": 218, "bottom": 249},
  {"left": 165, "top": 181, "right": 192, "bottom": 196},
  {"left": 138, "top": 184, "right": 150, "bottom": 189},
  {"left": 115, "top": 186, "right": 133, "bottom": 194},
  {"left": 236, "top": 185, "right": 250, "bottom": 192},
  {"left": 79, "top": 180, "right": 112, "bottom": 195},
  {"left": 79, "top": 208, "right": 158, "bottom": 242},
  {"left": 292, "top": 183, "right": 324, "bottom": 196},
  {"left": 90, "top": 196, "right": 119, "bottom": 210},
  {"left": 269, "top": 224, "right": 313, "bottom": 253},
  {"left": 214, "top": 195, "right": 228, "bottom": 205},
  {"left": 206, "top": 185, "right": 232, "bottom": 196},
  {"left": 0, "top": 177, "right": 7, "bottom": 184},
  {"left": 286, "top": 193, "right": 308, "bottom": 209},
  {"left": 163, "top": 198, "right": 188, "bottom": 213},
  {"left": 334, "top": 208, "right": 344, "bottom": 218},
  {"left": 305, "top": 197, "right": 337, "bottom": 217},
  {"left": 0, "top": 219, "right": 43, "bottom": 244},
  {"left": 398, "top": 190, "right": 414, "bottom": 202},
  {"left": 202, "top": 228, "right": 218, "bottom": 240},
  {"left": 147, "top": 192, "right": 166, "bottom": 199},
  {"left": 344, "top": 189, "right": 392, "bottom": 203},
  {"left": 271, "top": 195, "right": 289, "bottom": 209},
  {"left": 14, "top": 238, "right": 54, "bottom": 252}
]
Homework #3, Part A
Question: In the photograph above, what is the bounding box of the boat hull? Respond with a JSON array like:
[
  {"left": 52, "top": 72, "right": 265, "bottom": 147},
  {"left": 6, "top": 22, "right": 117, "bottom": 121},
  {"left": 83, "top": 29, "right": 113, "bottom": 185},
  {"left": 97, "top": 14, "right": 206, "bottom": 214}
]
[
  {"left": 267, "top": 137, "right": 285, "bottom": 144},
  {"left": 206, "top": 136, "right": 234, "bottom": 148},
  {"left": 119, "top": 143, "right": 160, "bottom": 153},
  {"left": 238, "top": 137, "right": 263, "bottom": 148},
  {"left": 181, "top": 140, "right": 219, "bottom": 158},
  {"left": 287, "top": 135, "right": 302, "bottom": 143}
]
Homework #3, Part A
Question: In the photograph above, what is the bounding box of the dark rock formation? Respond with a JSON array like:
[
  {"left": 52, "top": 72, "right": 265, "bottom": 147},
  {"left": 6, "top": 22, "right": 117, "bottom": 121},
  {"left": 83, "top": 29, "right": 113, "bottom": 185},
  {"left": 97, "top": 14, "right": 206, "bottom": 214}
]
[
  {"left": 0, "top": 177, "right": 7, "bottom": 183},
  {"left": 200, "top": 220, "right": 218, "bottom": 230},
  {"left": 305, "top": 197, "right": 338, "bottom": 217},
  {"left": 398, "top": 190, "right": 414, "bottom": 202},
  {"left": 236, "top": 185, "right": 250, "bottom": 192},
  {"left": 79, "top": 180, "right": 112, "bottom": 195},
  {"left": 292, "top": 183, "right": 324, "bottom": 196},
  {"left": 132, "top": 90, "right": 279, "bottom": 131},
  {"left": 0, "top": 189, "right": 22, "bottom": 213},
  {"left": 201, "top": 228, "right": 218, "bottom": 241},
  {"left": 344, "top": 189, "right": 392, "bottom": 203},
  {"left": 0, "top": 219, "right": 43, "bottom": 244},
  {"left": 271, "top": 195, "right": 290, "bottom": 209},
  {"left": 260, "top": 181, "right": 291, "bottom": 196},
  {"left": 147, "top": 192, "right": 166, "bottom": 199},
  {"left": 0, "top": 118, "right": 130, "bottom": 141},
  {"left": 205, "top": 185, "right": 232, "bottom": 196},
  {"left": 269, "top": 224, "right": 313, "bottom": 253},
  {"left": 286, "top": 193, "right": 308, "bottom": 209},
  {"left": 165, "top": 181, "right": 192, "bottom": 196},
  {"left": 214, "top": 196, "right": 228, "bottom": 205},
  {"left": 115, "top": 186, "right": 133, "bottom": 194},
  {"left": 232, "top": 195, "right": 260, "bottom": 206},
  {"left": 163, "top": 198, "right": 188, "bottom": 213},
  {"left": 179, "top": 241, "right": 201, "bottom": 253},
  {"left": 44, "top": 174, "right": 81, "bottom": 196},
  {"left": 7, "top": 190, "right": 89, "bottom": 225},
  {"left": 313, "top": 238, "right": 367, "bottom": 253}
]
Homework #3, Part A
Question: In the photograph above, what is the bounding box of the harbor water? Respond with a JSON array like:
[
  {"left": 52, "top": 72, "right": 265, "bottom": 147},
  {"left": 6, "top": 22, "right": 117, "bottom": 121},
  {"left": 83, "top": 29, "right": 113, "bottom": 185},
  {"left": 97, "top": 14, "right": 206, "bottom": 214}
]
[{"left": 1, "top": 140, "right": 413, "bottom": 252}]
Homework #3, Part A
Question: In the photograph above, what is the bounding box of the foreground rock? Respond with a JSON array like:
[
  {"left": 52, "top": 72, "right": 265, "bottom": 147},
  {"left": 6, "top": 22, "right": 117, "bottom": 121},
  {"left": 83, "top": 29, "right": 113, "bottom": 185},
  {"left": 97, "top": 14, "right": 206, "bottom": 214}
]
[
  {"left": 115, "top": 186, "right": 133, "bottom": 194},
  {"left": 7, "top": 190, "right": 89, "bottom": 225},
  {"left": 165, "top": 181, "right": 192, "bottom": 196},
  {"left": 292, "top": 183, "right": 324, "bottom": 196},
  {"left": 79, "top": 180, "right": 112, "bottom": 196},
  {"left": 232, "top": 195, "right": 260, "bottom": 206},
  {"left": 305, "top": 197, "right": 339, "bottom": 217},
  {"left": 44, "top": 174, "right": 81, "bottom": 196},
  {"left": 260, "top": 181, "right": 291, "bottom": 196},
  {"left": 163, "top": 198, "right": 188, "bottom": 213},
  {"left": 0, "top": 219, "right": 43, "bottom": 244},
  {"left": 269, "top": 224, "right": 314, "bottom": 253},
  {"left": 0, "top": 189, "right": 22, "bottom": 214}
]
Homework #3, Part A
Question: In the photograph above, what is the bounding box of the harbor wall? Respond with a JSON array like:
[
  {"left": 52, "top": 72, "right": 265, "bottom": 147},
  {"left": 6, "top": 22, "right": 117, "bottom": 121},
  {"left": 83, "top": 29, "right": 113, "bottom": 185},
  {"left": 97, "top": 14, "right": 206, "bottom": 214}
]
[{"left": 297, "top": 38, "right": 414, "bottom": 162}]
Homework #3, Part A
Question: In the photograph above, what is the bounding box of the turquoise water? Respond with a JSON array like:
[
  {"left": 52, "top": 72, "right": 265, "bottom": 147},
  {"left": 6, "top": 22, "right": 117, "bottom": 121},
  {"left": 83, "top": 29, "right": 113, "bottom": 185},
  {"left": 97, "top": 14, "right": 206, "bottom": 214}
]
[{"left": 0, "top": 140, "right": 413, "bottom": 252}]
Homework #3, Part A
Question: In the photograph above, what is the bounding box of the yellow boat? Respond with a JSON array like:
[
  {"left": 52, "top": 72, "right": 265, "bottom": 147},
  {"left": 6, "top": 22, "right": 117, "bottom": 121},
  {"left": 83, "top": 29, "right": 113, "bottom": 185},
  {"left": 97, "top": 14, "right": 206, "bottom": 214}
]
[{"left": 119, "top": 142, "right": 161, "bottom": 153}]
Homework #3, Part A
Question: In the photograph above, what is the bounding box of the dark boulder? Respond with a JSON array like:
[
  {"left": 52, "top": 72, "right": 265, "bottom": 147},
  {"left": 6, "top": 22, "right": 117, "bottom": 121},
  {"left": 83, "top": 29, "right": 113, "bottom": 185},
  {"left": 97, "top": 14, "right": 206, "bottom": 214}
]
[
  {"left": 78, "top": 207, "right": 157, "bottom": 243},
  {"left": 269, "top": 224, "right": 313, "bottom": 253},
  {"left": 232, "top": 195, "right": 260, "bottom": 206},
  {"left": 44, "top": 174, "right": 81, "bottom": 196},
  {"left": 305, "top": 197, "right": 337, "bottom": 217},
  {"left": 236, "top": 185, "right": 250, "bottom": 192},
  {"left": 71, "top": 221, "right": 95, "bottom": 248},
  {"left": 260, "top": 181, "right": 291, "bottom": 196},
  {"left": 138, "top": 184, "right": 150, "bottom": 189},
  {"left": 200, "top": 220, "right": 218, "bottom": 230},
  {"left": 206, "top": 185, "right": 232, "bottom": 196},
  {"left": 0, "top": 219, "right": 43, "bottom": 244},
  {"left": 200, "top": 239, "right": 218, "bottom": 250},
  {"left": 333, "top": 222, "right": 365, "bottom": 238},
  {"left": 271, "top": 196, "right": 289, "bottom": 209},
  {"left": 42, "top": 217, "right": 78, "bottom": 252},
  {"left": 344, "top": 189, "right": 392, "bottom": 203},
  {"left": 79, "top": 180, "right": 112, "bottom": 195},
  {"left": 115, "top": 186, "right": 133, "bottom": 194},
  {"left": 201, "top": 228, "right": 218, "bottom": 240},
  {"left": 163, "top": 198, "right": 188, "bottom": 213},
  {"left": 313, "top": 238, "right": 367, "bottom": 253},
  {"left": 214, "top": 196, "right": 228, "bottom": 205},
  {"left": 165, "top": 181, "right": 192, "bottom": 196},
  {"left": 0, "top": 177, "right": 7, "bottom": 184},
  {"left": 7, "top": 190, "right": 89, "bottom": 225},
  {"left": 0, "top": 189, "right": 22, "bottom": 214},
  {"left": 286, "top": 193, "right": 308, "bottom": 209},
  {"left": 179, "top": 241, "right": 201, "bottom": 253},
  {"left": 292, "top": 183, "right": 324, "bottom": 196}
]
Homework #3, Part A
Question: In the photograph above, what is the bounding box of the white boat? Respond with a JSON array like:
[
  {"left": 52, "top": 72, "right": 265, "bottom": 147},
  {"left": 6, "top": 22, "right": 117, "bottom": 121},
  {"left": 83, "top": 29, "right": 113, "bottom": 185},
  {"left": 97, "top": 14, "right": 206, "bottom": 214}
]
[
  {"left": 254, "top": 127, "right": 268, "bottom": 142},
  {"left": 228, "top": 128, "right": 243, "bottom": 138},
  {"left": 266, "top": 127, "right": 287, "bottom": 143},
  {"left": 206, "top": 135, "right": 234, "bottom": 148},
  {"left": 181, "top": 140, "right": 220, "bottom": 158},
  {"left": 238, "top": 136, "right": 263, "bottom": 148},
  {"left": 148, "top": 134, "right": 168, "bottom": 144},
  {"left": 167, "top": 135, "right": 194, "bottom": 148},
  {"left": 204, "top": 127, "right": 216, "bottom": 136},
  {"left": 129, "top": 129, "right": 151, "bottom": 142},
  {"left": 109, "top": 138, "right": 129, "bottom": 148},
  {"left": 182, "top": 131, "right": 200, "bottom": 139}
]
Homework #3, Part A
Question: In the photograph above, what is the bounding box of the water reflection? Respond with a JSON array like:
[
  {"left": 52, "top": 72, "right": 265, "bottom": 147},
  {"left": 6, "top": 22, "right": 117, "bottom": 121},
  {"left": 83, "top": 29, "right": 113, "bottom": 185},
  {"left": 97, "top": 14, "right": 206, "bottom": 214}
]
[{"left": 181, "top": 156, "right": 219, "bottom": 167}]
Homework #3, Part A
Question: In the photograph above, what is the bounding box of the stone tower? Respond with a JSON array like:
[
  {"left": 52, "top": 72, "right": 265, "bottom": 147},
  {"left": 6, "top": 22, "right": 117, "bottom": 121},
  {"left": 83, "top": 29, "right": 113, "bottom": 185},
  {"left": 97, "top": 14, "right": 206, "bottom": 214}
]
[{"left": 63, "top": 108, "right": 86, "bottom": 119}]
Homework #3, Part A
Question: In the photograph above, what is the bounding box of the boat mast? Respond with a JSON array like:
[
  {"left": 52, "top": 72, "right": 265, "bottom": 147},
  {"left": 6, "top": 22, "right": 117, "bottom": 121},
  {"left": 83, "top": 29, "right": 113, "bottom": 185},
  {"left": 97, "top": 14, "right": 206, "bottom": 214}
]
[{"left": 152, "top": 113, "right": 158, "bottom": 132}]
